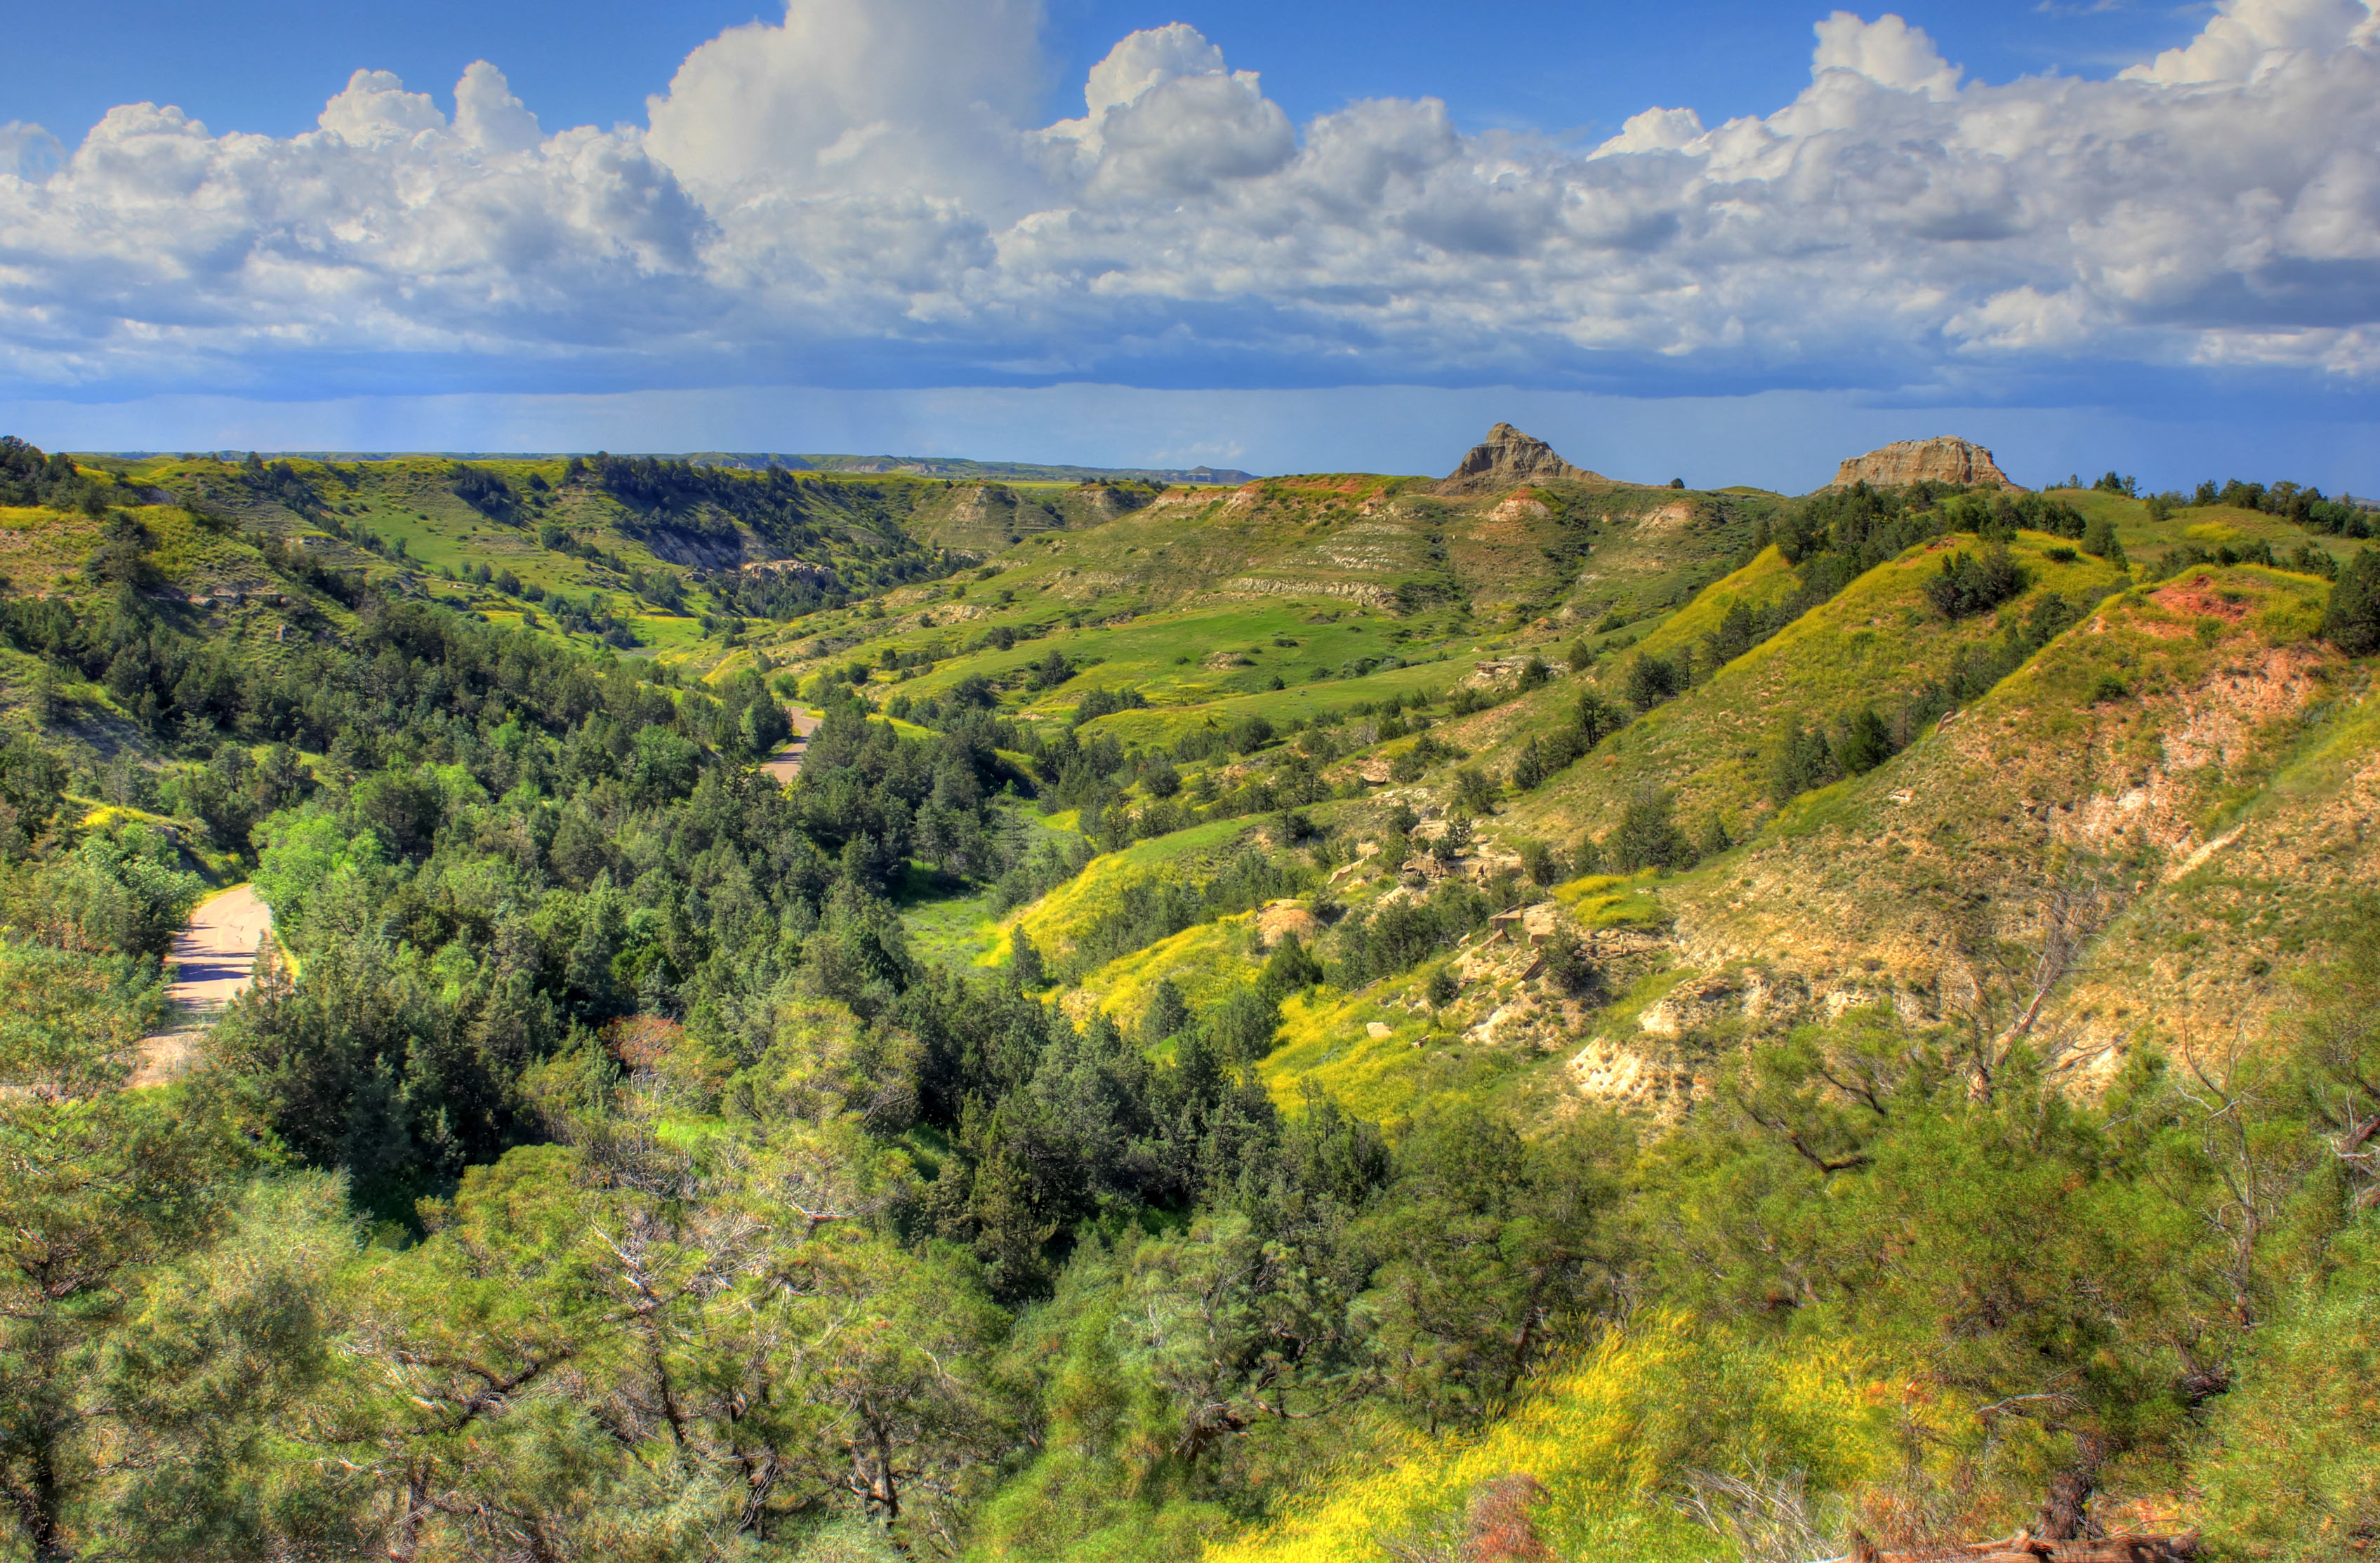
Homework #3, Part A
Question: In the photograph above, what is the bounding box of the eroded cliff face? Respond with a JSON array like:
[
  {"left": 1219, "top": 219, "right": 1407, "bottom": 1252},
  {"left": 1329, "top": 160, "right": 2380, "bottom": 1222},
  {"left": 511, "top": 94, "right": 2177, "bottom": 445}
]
[
  {"left": 1437, "top": 423, "right": 1610, "bottom": 494},
  {"left": 1830, "top": 437, "right": 2019, "bottom": 491}
]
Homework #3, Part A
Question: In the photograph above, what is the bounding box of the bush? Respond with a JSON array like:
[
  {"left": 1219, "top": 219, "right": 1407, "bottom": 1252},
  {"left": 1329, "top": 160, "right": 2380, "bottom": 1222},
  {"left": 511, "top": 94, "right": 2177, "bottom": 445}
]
[
  {"left": 1451, "top": 766, "right": 1500, "bottom": 816},
  {"left": 0, "top": 736, "right": 67, "bottom": 856},
  {"left": 1771, "top": 722, "right": 1839, "bottom": 806},
  {"left": 2200, "top": 1221, "right": 2380, "bottom": 1559},
  {"left": 1426, "top": 965, "right": 1460, "bottom": 1008},
  {"left": 1608, "top": 788, "right": 1693, "bottom": 872},
  {"left": 2080, "top": 514, "right": 2127, "bottom": 566},
  {"left": 1010, "top": 930, "right": 1046, "bottom": 989},
  {"left": 1625, "top": 653, "right": 1684, "bottom": 712},
  {"left": 1539, "top": 924, "right": 1601, "bottom": 998},
  {"left": 1833, "top": 707, "right": 1893, "bottom": 776},
  {"left": 16, "top": 825, "right": 207, "bottom": 957}
]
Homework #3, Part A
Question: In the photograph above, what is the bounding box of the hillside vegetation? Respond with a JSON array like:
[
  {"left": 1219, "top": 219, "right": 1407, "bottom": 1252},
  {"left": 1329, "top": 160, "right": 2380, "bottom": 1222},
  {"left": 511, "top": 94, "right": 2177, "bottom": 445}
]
[{"left": 4, "top": 426, "right": 2379, "bottom": 1563}]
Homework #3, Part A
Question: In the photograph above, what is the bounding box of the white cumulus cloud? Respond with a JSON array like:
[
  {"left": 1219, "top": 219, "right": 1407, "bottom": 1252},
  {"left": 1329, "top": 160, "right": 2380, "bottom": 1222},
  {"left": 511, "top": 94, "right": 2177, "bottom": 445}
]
[{"left": 0, "top": 0, "right": 2376, "bottom": 397}]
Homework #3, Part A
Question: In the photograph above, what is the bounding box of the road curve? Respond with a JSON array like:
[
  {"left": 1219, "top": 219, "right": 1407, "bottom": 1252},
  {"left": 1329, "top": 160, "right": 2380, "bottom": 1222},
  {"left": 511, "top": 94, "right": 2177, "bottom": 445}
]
[
  {"left": 759, "top": 705, "right": 824, "bottom": 786},
  {"left": 133, "top": 884, "right": 274, "bottom": 1086}
]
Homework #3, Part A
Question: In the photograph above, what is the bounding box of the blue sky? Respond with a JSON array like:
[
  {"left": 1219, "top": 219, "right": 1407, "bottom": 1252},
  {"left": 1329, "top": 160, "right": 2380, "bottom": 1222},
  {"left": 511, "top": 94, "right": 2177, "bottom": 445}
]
[
  {"left": 4, "top": 0, "right": 2378, "bottom": 491},
  {"left": 7, "top": 1, "right": 2215, "bottom": 149}
]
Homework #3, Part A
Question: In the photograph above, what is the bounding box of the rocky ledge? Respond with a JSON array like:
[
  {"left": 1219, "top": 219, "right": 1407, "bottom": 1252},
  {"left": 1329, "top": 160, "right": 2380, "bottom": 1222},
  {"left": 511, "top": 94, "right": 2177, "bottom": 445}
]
[
  {"left": 1437, "top": 423, "right": 1609, "bottom": 494},
  {"left": 1830, "top": 436, "right": 2019, "bottom": 491}
]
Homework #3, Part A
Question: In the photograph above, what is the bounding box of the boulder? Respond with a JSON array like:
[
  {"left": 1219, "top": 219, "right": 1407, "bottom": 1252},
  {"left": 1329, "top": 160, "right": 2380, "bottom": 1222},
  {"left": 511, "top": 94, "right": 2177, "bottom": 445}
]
[
  {"left": 1438, "top": 423, "right": 1608, "bottom": 494},
  {"left": 1829, "top": 437, "right": 2020, "bottom": 491}
]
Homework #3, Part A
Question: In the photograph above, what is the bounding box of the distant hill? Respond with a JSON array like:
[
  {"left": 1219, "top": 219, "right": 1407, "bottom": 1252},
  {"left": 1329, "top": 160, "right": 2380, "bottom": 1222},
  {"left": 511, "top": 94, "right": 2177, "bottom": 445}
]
[
  {"left": 774, "top": 453, "right": 1258, "bottom": 485},
  {"left": 81, "top": 450, "right": 1260, "bottom": 486}
]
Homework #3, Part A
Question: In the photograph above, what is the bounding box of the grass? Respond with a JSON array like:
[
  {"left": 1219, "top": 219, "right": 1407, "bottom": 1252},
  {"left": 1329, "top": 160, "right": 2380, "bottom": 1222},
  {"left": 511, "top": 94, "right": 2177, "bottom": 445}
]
[
  {"left": 1493, "top": 529, "right": 2135, "bottom": 844},
  {"left": 1010, "top": 816, "right": 1257, "bottom": 958},
  {"left": 2043, "top": 488, "right": 2355, "bottom": 573},
  {"left": 1652, "top": 556, "right": 2355, "bottom": 1065},
  {"left": 1203, "top": 1316, "right": 1889, "bottom": 1563}
]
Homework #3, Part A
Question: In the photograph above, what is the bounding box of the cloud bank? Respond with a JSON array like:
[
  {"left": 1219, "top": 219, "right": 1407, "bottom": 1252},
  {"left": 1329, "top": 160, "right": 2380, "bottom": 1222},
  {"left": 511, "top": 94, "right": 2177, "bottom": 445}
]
[{"left": 2, "top": 0, "right": 2376, "bottom": 399}]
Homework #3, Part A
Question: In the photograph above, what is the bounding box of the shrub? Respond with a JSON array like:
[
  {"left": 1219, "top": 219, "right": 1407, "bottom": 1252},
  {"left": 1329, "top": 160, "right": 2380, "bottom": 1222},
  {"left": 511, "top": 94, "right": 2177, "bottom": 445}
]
[
  {"left": 1833, "top": 707, "right": 1893, "bottom": 776},
  {"left": 1540, "top": 924, "right": 1602, "bottom": 998},
  {"left": 1771, "top": 722, "right": 1839, "bottom": 806},
  {"left": 1625, "top": 653, "right": 1684, "bottom": 712},
  {"left": 1608, "top": 788, "right": 1693, "bottom": 872},
  {"left": 1209, "top": 985, "right": 1283, "bottom": 1063},
  {"left": 1426, "top": 965, "right": 1460, "bottom": 1008},
  {"left": 2081, "top": 514, "right": 2127, "bottom": 566},
  {"left": 2199, "top": 1221, "right": 2380, "bottom": 1559},
  {"left": 0, "top": 736, "right": 67, "bottom": 856},
  {"left": 1451, "top": 766, "right": 1500, "bottom": 816},
  {"left": 1010, "top": 929, "right": 1046, "bottom": 989}
]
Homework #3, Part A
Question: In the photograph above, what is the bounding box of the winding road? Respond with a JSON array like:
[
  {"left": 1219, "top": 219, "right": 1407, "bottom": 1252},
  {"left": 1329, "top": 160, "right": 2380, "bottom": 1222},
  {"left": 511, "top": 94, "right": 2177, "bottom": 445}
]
[
  {"left": 759, "top": 706, "right": 824, "bottom": 786},
  {"left": 133, "top": 884, "right": 274, "bottom": 1086}
]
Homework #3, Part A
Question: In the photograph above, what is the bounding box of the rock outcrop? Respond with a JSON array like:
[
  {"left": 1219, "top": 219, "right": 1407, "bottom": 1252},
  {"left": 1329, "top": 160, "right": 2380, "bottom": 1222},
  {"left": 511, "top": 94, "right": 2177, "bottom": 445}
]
[
  {"left": 1437, "top": 423, "right": 1608, "bottom": 494},
  {"left": 1830, "top": 437, "right": 2019, "bottom": 491}
]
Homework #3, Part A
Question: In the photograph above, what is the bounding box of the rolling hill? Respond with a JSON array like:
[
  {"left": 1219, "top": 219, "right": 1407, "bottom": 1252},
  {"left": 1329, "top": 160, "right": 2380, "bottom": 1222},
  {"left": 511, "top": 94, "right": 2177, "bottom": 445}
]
[{"left": 4, "top": 425, "right": 2376, "bottom": 1563}]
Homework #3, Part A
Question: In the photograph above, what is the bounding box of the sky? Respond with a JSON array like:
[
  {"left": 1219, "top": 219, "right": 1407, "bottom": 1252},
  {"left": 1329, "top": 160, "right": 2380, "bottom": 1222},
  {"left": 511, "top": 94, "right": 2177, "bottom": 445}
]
[{"left": 3, "top": 0, "right": 2378, "bottom": 492}]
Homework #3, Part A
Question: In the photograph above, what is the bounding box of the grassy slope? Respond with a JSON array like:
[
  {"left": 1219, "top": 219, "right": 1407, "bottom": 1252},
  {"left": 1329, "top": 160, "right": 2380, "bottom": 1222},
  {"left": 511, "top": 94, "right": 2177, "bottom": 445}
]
[
  {"left": 1206, "top": 1319, "right": 1889, "bottom": 1563},
  {"left": 105, "top": 453, "right": 953, "bottom": 678},
  {"left": 2042, "top": 488, "right": 2358, "bottom": 576},
  {"left": 766, "top": 479, "right": 2370, "bottom": 1134},
  {"left": 1653, "top": 561, "right": 2360, "bottom": 1075},
  {"left": 1467, "top": 533, "right": 2132, "bottom": 844}
]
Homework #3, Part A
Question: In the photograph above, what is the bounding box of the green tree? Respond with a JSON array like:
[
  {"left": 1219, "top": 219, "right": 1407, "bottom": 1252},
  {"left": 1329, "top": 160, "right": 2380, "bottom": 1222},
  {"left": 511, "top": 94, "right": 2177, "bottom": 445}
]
[
  {"left": 0, "top": 736, "right": 66, "bottom": 857},
  {"left": 1010, "top": 929, "right": 1047, "bottom": 990},
  {"left": 2081, "top": 513, "right": 2127, "bottom": 566},
  {"left": 10, "top": 824, "right": 205, "bottom": 957},
  {"left": 1625, "top": 653, "right": 1683, "bottom": 711},
  {"left": 2320, "top": 547, "right": 2380, "bottom": 656},
  {"left": 1608, "top": 787, "right": 1692, "bottom": 872},
  {"left": 1361, "top": 1109, "right": 1627, "bottom": 1430},
  {"left": 2200, "top": 1221, "right": 2380, "bottom": 1559},
  {"left": 0, "top": 945, "right": 263, "bottom": 1560}
]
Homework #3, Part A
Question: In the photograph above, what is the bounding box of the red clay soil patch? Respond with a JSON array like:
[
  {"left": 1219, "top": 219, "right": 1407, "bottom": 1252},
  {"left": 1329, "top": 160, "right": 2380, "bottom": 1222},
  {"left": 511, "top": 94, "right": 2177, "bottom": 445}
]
[
  {"left": 2151, "top": 575, "right": 2251, "bottom": 623},
  {"left": 1274, "top": 474, "right": 1377, "bottom": 495},
  {"left": 604, "top": 1015, "right": 685, "bottom": 1068}
]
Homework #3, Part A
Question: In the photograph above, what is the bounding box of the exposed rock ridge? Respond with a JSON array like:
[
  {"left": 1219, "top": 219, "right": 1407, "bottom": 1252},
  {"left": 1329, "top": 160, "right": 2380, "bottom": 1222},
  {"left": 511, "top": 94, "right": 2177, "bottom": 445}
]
[
  {"left": 1830, "top": 437, "right": 2020, "bottom": 492},
  {"left": 1437, "top": 423, "right": 1608, "bottom": 494}
]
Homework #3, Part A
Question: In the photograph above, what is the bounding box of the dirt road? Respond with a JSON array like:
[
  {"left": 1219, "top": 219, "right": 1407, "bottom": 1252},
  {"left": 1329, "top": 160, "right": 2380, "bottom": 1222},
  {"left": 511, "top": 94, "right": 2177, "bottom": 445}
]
[
  {"left": 133, "top": 884, "right": 274, "bottom": 1086},
  {"left": 759, "top": 706, "right": 824, "bottom": 786}
]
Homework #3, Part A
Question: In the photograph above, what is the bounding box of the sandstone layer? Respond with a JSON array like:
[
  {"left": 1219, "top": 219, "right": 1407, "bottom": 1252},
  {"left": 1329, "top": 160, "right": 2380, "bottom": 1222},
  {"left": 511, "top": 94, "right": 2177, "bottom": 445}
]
[
  {"left": 1830, "top": 436, "right": 2019, "bottom": 491},
  {"left": 1437, "top": 423, "right": 1608, "bottom": 494}
]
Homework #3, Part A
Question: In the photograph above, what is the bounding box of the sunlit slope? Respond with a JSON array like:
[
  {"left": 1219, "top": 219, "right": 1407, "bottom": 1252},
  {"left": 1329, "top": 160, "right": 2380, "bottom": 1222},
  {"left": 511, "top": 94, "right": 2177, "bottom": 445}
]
[
  {"left": 755, "top": 472, "right": 1764, "bottom": 687},
  {"left": 2043, "top": 486, "right": 2359, "bottom": 576},
  {"left": 92, "top": 452, "right": 949, "bottom": 667},
  {"left": 0, "top": 494, "right": 383, "bottom": 740},
  {"left": 903, "top": 478, "right": 1168, "bottom": 554},
  {"left": 1652, "top": 562, "right": 2358, "bottom": 1075},
  {"left": 1203, "top": 1320, "right": 1888, "bottom": 1563},
  {"left": 1472, "top": 533, "right": 2134, "bottom": 844}
]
